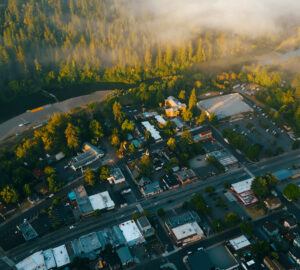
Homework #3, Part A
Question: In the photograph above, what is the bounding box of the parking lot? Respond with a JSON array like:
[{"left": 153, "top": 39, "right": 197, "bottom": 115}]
[{"left": 218, "top": 111, "right": 293, "bottom": 159}]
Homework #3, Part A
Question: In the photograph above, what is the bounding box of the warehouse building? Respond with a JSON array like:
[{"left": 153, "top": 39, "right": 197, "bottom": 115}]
[{"left": 197, "top": 93, "right": 253, "bottom": 120}]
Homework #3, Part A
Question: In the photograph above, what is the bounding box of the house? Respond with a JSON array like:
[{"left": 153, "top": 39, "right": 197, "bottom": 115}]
[
  {"left": 136, "top": 216, "right": 155, "bottom": 237},
  {"left": 116, "top": 246, "right": 133, "bottom": 266},
  {"left": 283, "top": 215, "right": 297, "bottom": 230},
  {"left": 162, "top": 174, "right": 180, "bottom": 190},
  {"left": 107, "top": 167, "right": 125, "bottom": 184},
  {"left": 141, "top": 121, "right": 161, "bottom": 141},
  {"left": 141, "top": 181, "right": 162, "bottom": 197},
  {"left": 264, "top": 198, "right": 281, "bottom": 210},
  {"left": 165, "top": 96, "right": 186, "bottom": 117},
  {"left": 176, "top": 168, "right": 197, "bottom": 185},
  {"left": 263, "top": 222, "right": 279, "bottom": 237}
]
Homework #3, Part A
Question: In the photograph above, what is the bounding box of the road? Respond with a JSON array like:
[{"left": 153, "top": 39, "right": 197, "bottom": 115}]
[
  {"left": 5, "top": 148, "right": 300, "bottom": 263},
  {"left": 0, "top": 90, "right": 113, "bottom": 141}
]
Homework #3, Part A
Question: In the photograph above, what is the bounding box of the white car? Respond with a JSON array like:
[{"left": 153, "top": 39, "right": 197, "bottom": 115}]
[
  {"left": 69, "top": 225, "right": 75, "bottom": 229},
  {"left": 187, "top": 251, "right": 192, "bottom": 255},
  {"left": 18, "top": 123, "right": 24, "bottom": 127}
]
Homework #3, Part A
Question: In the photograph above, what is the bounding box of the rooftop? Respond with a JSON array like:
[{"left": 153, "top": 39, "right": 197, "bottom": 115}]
[
  {"left": 165, "top": 211, "right": 200, "bottom": 229},
  {"left": 43, "top": 249, "right": 56, "bottom": 270},
  {"left": 118, "top": 220, "right": 144, "bottom": 245},
  {"left": 263, "top": 222, "right": 278, "bottom": 234},
  {"left": 141, "top": 121, "right": 161, "bottom": 141},
  {"left": 18, "top": 220, "right": 39, "bottom": 241},
  {"left": 229, "top": 235, "right": 251, "bottom": 251},
  {"left": 188, "top": 250, "right": 214, "bottom": 270},
  {"left": 172, "top": 222, "right": 203, "bottom": 240},
  {"left": 176, "top": 169, "right": 197, "bottom": 182},
  {"left": 206, "top": 245, "right": 238, "bottom": 270},
  {"left": 74, "top": 185, "right": 93, "bottom": 214},
  {"left": 110, "top": 167, "right": 125, "bottom": 182},
  {"left": 136, "top": 216, "right": 151, "bottom": 229},
  {"left": 143, "top": 181, "right": 162, "bottom": 195},
  {"left": 162, "top": 174, "right": 180, "bottom": 188},
  {"left": 52, "top": 245, "right": 70, "bottom": 268},
  {"left": 231, "top": 178, "right": 254, "bottom": 194},
  {"left": 116, "top": 246, "right": 133, "bottom": 264},
  {"left": 16, "top": 251, "right": 46, "bottom": 270},
  {"left": 79, "top": 232, "right": 102, "bottom": 254},
  {"left": 197, "top": 93, "right": 253, "bottom": 119},
  {"left": 155, "top": 115, "right": 166, "bottom": 125},
  {"left": 209, "top": 150, "right": 238, "bottom": 166},
  {"left": 97, "top": 226, "right": 126, "bottom": 248},
  {"left": 89, "top": 191, "right": 115, "bottom": 211}
]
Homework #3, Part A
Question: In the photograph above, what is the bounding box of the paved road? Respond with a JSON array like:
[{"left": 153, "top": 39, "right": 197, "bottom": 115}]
[
  {"left": 0, "top": 90, "right": 113, "bottom": 141},
  {"left": 5, "top": 148, "right": 300, "bottom": 263}
]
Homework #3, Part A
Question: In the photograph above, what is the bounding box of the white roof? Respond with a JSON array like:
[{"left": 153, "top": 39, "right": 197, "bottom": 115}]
[
  {"left": 142, "top": 121, "right": 161, "bottom": 140},
  {"left": 52, "top": 245, "right": 70, "bottom": 267},
  {"left": 16, "top": 251, "right": 46, "bottom": 270},
  {"left": 89, "top": 191, "right": 115, "bottom": 211},
  {"left": 229, "top": 235, "right": 251, "bottom": 250},
  {"left": 43, "top": 249, "right": 56, "bottom": 269},
  {"left": 171, "top": 222, "right": 203, "bottom": 240},
  {"left": 119, "top": 220, "right": 144, "bottom": 243},
  {"left": 231, "top": 178, "right": 254, "bottom": 194},
  {"left": 155, "top": 115, "right": 166, "bottom": 125},
  {"left": 198, "top": 93, "right": 253, "bottom": 119}
]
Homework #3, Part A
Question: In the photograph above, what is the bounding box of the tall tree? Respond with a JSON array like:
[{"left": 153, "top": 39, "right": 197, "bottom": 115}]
[{"left": 85, "top": 168, "right": 95, "bottom": 186}]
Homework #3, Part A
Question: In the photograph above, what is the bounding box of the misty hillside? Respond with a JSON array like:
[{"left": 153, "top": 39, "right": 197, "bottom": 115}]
[{"left": 0, "top": 0, "right": 300, "bottom": 105}]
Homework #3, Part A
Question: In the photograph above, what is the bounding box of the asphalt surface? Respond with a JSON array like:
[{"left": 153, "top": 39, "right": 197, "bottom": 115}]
[
  {"left": 5, "top": 148, "right": 300, "bottom": 264},
  {"left": 0, "top": 90, "right": 113, "bottom": 141}
]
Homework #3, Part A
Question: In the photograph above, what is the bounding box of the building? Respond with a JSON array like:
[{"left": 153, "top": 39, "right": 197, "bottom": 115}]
[
  {"left": 136, "top": 216, "right": 155, "bottom": 237},
  {"left": 207, "top": 150, "right": 238, "bottom": 167},
  {"left": 43, "top": 249, "right": 56, "bottom": 270},
  {"left": 188, "top": 245, "right": 239, "bottom": 270},
  {"left": 171, "top": 117, "right": 186, "bottom": 130},
  {"left": 193, "top": 130, "right": 214, "bottom": 142},
  {"left": 141, "top": 121, "right": 161, "bottom": 141},
  {"left": 165, "top": 96, "right": 186, "bottom": 117},
  {"left": 107, "top": 167, "right": 125, "bottom": 184},
  {"left": 263, "top": 222, "right": 279, "bottom": 237},
  {"left": 273, "top": 169, "right": 300, "bottom": 181},
  {"left": 70, "top": 142, "right": 104, "bottom": 170},
  {"left": 116, "top": 246, "right": 133, "bottom": 266},
  {"left": 97, "top": 226, "right": 126, "bottom": 248},
  {"left": 102, "top": 252, "right": 122, "bottom": 270},
  {"left": 230, "top": 178, "right": 258, "bottom": 206},
  {"left": 73, "top": 185, "right": 93, "bottom": 215},
  {"left": 165, "top": 211, "right": 203, "bottom": 245},
  {"left": 264, "top": 198, "right": 281, "bottom": 210},
  {"left": 138, "top": 177, "right": 151, "bottom": 187},
  {"left": 197, "top": 93, "right": 253, "bottom": 120},
  {"left": 263, "top": 257, "right": 285, "bottom": 270},
  {"left": 170, "top": 221, "right": 204, "bottom": 245},
  {"left": 294, "top": 237, "right": 300, "bottom": 248},
  {"left": 118, "top": 220, "right": 145, "bottom": 246},
  {"left": 162, "top": 174, "right": 180, "bottom": 190},
  {"left": 17, "top": 220, "right": 38, "bottom": 241},
  {"left": 52, "top": 245, "right": 70, "bottom": 268},
  {"left": 88, "top": 191, "right": 115, "bottom": 211},
  {"left": 155, "top": 115, "right": 166, "bottom": 125},
  {"left": 141, "top": 181, "right": 162, "bottom": 197},
  {"left": 229, "top": 235, "right": 251, "bottom": 251},
  {"left": 283, "top": 215, "right": 297, "bottom": 230},
  {"left": 16, "top": 251, "right": 46, "bottom": 270},
  {"left": 176, "top": 168, "right": 197, "bottom": 185},
  {"left": 289, "top": 246, "right": 300, "bottom": 265},
  {"left": 79, "top": 232, "right": 102, "bottom": 255}
]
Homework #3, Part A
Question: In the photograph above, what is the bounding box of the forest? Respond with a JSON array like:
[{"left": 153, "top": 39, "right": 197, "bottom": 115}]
[{"left": 1, "top": 0, "right": 299, "bottom": 107}]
